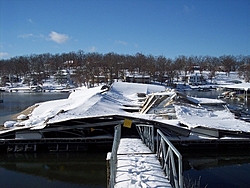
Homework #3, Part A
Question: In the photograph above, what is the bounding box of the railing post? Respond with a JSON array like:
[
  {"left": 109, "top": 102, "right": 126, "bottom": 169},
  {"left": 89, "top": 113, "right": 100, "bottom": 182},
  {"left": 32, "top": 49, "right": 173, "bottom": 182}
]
[
  {"left": 151, "top": 125, "right": 155, "bottom": 152},
  {"left": 179, "top": 155, "right": 183, "bottom": 188},
  {"left": 157, "top": 130, "right": 159, "bottom": 158},
  {"left": 107, "top": 124, "right": 121, "bottom": 188}
]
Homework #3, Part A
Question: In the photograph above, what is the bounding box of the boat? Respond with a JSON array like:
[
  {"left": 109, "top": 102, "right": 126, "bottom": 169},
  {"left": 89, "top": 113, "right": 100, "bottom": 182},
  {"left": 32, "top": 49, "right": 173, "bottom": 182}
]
[{"left": 8, "top": 85, "right": 43, "bottom": 93}]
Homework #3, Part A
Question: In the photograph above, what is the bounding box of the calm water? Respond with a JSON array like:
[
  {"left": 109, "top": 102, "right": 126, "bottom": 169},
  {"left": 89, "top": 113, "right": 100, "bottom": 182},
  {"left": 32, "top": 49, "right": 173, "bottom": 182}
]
[
  {"left": 0, "top": 152, "right": 107, "bottom": 188},
  {"left": 0, "top": 92, "right": 107, "bottom": 188},
  {"left": 183, "top": 89, "right": 250, "bottom": 188},
  {"left": 0, "top": 90, "right": 250, "bottom": 188},
  {"left": 0, "top": 92, "right": 70, "bottom": 124},
  {"left": 182, "top": 149, "right": 250, "bottom": 188}
]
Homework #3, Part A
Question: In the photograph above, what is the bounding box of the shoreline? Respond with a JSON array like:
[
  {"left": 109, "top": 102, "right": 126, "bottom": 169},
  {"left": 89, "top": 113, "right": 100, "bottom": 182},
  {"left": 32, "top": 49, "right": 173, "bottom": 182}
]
[{"left": 11, "top": 104, "right": 39, "bottom": 120}]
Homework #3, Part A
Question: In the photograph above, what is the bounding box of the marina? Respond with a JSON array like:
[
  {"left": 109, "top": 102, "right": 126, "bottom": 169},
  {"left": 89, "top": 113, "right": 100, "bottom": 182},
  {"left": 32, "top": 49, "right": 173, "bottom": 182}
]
[
  {"left": 0, "top": 82, "right": 250, "bottom": 154},
  {"left": 0, "top": 82, "right": 250, "bottom": 187},
  {"left": 1, "top": 0, "right": 250, "bottom": 187}
]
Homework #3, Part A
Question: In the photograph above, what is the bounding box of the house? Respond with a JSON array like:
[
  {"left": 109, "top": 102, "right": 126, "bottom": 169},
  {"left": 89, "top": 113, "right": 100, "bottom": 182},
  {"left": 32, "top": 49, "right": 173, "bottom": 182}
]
[
  {"left": 124, "top": 74, "right": 151, "bottom": 84},
  {"left": 187, "top": 73, "right": 204, "bottom": 85}
]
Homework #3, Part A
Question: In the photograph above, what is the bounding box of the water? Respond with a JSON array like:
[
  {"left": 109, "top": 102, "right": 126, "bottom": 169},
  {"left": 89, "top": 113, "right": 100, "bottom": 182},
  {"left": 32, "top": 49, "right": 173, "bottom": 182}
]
[
  {"left": 183, "top": 89, "right": 250, "bottom": 187},
  {"left": 0, "top": 92, "right": 70, "bottom": 124},
  {"left": 0, "top": 91, "right": 250, "bottom": 188},
  {"left": 182, "top": 149, "right": 250, "bottom": 188},
  {"left": 0, "top": 92, "right": 107, "bottom": 188},
  {"left": 0, "top": 152, "right": 107, "bottom": 188}
]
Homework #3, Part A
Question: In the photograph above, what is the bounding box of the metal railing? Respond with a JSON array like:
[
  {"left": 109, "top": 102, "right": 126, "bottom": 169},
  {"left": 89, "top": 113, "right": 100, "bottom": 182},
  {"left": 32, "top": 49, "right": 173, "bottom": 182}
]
[
  {"left": 107, "top": 124, "right": 121, "bottom": 188},
  {"left": 107, "top": 124, "right": 183, "bottom": 188},
  {"left": 157, "top": 129, "right": 183, "bottom": 188},
  {"left": 136, "top": 124, "right": 155, "bottom": 152}
]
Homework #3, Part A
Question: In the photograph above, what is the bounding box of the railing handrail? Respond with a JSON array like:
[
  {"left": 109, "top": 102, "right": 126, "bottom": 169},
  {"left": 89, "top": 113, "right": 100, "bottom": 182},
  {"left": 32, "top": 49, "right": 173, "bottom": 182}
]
[
  {"left": 108, "top": 124, "right": 183, "bottom": 188},
  {"left": 157, "top": 129, "right": 183, "bottom": 188},
  {"left": 136, "top": 124, "right": 155, "bottom": 152}
]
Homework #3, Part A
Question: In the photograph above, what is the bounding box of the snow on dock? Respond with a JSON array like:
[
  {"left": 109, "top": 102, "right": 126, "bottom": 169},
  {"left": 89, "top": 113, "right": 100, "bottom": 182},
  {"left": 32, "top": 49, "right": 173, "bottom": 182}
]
[
  {"left": 115, "top": 138, "right": 171, "bottom": 188},
  {"left": 117, "top": 138, "right": 152, "bottom": 154}
]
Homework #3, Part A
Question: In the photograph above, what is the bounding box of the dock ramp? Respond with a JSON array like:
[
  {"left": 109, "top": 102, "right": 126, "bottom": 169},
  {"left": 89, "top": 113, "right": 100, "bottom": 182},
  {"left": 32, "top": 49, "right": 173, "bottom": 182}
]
[{"left": 107, "top": 124, "right": 183, "bottom": 188}]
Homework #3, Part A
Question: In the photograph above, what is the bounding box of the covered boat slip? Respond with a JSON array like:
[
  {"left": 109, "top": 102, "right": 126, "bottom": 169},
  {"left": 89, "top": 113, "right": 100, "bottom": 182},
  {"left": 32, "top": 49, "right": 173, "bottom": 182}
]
[
  {"left": 1, "top": 116, "right": 249, "bottom": 153},
  {"left": 0, "top": 114, "right": 191, "bottom": 152},
  {"left": 219, "top": 82, "right": 250, "bottom": 101},
  {"left": 0, "top": 136, "right": 114, "bottom": 153},
  {"left": 1, "top": 111, "right": 250, "bottom": 152},
  {"left": 0, "top": 114, "right": 190, "bottom": 138}
]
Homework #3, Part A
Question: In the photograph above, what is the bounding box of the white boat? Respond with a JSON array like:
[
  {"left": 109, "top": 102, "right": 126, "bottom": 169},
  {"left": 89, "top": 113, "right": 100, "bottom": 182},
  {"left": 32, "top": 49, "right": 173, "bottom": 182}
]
[{"left": 8, "top": 85, "right": 43, "bottom": 93}]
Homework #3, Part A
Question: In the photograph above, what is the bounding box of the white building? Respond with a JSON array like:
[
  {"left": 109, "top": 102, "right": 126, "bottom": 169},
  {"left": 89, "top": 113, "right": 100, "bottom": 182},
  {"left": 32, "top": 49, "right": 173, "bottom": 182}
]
[{"left": 187, "top": 73, "right": 203, "bottom": 85}]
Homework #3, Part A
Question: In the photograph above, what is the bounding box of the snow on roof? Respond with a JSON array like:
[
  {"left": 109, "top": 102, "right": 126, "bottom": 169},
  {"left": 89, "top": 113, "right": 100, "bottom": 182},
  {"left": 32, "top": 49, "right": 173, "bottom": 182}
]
[
  {"left": 2, "top": 81, "right": 250, "bottom": 135},
  {"left": 186, "top": 96, "right": 226, "bottom": 104},
  {"left": 10, "top": 82, "right": 166, "bottom": 129},
  {"left": 109, "top": 82, "right": 166, "bottom": 99},
  {"left": 220, "top": 83, "right": 250, "bottom": 91},
  {"left": 175, "top": 105, "right": 250, "bottom": 133}
]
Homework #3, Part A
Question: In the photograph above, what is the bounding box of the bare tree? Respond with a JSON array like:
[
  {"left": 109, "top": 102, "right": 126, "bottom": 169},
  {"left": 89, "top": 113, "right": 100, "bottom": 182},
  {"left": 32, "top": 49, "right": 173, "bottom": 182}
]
[
  {"left": 155, "top": 55, "right": 168, "bottom": 84},
  {"left": 103, "top": 52, "right": 120, "bottom": 83},
  {"left": 238, "top": 55, "right": 250, "bottom": 82},
  {"left": 220, "top": 55, "right": 236, "bottom": 76},
  {"left": 166, "top": 60, "right": 177, "bottom": 85}
]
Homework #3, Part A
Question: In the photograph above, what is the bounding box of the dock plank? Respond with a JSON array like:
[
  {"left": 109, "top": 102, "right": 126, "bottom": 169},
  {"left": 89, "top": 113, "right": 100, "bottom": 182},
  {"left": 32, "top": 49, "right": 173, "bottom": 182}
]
[
  {"left": 115, "top": 138, "right": 171, "bottom": 188},
  {"left": 117, "top": 138, "right": 152, "bottom": 154}
]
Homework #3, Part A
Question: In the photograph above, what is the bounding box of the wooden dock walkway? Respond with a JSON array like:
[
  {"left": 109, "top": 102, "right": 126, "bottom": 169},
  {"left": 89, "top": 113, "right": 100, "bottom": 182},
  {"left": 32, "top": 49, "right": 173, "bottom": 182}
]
[{"left": 114, "top": 138, "right": 172, "bottom": 188}]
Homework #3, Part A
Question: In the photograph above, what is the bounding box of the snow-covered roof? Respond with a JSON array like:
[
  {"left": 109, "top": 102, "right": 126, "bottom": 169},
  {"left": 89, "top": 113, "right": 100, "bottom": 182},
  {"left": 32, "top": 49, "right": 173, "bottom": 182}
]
[
  {"left": 175, "top": 105, "right": 250, "bottom": 133},
  {"left": 220, "top": 83, "right": 250, "bottom": 91},
  {"left": 186, "top": 96, "right": 226, "bottom": 104},
  {"left": 3, "top": 82, "right": 166, "bottom": 130},
  {"left": 2, "top": 82, "right": 250, "bottom": 137}
]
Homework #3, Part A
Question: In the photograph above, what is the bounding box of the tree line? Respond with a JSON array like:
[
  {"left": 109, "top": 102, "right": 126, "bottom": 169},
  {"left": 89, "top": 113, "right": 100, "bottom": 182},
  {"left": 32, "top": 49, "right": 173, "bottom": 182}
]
[{"left": 0, "top": 50, "right": 250, "bottom": 87}]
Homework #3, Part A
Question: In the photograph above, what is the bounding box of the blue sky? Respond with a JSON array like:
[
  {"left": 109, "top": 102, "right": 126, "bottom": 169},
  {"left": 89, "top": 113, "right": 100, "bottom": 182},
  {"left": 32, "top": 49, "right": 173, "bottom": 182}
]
[{"left": 0, "top": 0, "right": 249, "bottom": 59}]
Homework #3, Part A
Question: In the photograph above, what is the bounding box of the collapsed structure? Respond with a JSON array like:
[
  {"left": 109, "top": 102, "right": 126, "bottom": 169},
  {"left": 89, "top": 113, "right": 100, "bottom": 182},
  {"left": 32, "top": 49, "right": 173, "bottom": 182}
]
[{"left": 1, "top": 82, "right": 250, "bottom": 152}]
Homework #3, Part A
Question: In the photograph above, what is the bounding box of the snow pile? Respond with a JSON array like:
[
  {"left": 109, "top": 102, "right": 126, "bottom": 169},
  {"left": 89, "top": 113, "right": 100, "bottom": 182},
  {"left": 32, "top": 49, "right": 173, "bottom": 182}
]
[
  {"left": 17, "top": 114, "right": 28, "bottom": 120},
  {"left": 4, "top": 121, "right": 17, "bottom": 128},
  {"left": 175, "top": 105, "right": 250, "bottom": 132}
]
